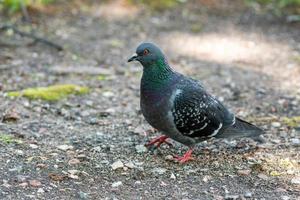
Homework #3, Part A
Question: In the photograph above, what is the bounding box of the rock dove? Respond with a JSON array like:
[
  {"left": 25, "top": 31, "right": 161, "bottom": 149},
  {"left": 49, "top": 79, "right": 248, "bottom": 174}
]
[{"left": 128, "top": 42, "right": 264, "bottom": 163}]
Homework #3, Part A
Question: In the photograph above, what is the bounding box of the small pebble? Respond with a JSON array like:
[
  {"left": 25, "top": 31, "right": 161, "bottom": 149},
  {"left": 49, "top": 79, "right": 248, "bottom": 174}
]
[
  {"left": 135, "top": 145, "right": 148, "bottom": 153},
  {"left": 37, "top": 188, "right": 44, "bottom": 193},
  {"left": 105, "top": 107, "right": 115, "bottom": 114},
  {"left": 281, "top": 196, "right": 290, "bottom": 200},
  {"left": 237, "top": 169, "right": 251, "bottom": 176},
  {"left": 18, "top": 182, "right": 28, "bottom": 187},
  {"left": 257, "top": 173, "right": 269, "bottom": 180},
  {"left": 68, "top": 174, "right": 79, "bottom": 179},
  {"left": 290, "top": 138, "right": 300, "bottom": 146},
  {"left": 78, "top": 191, "right": 89, "bottom": 199},
  {"left": 244, "top": 191, "right": 252, "bottom": 198},
  {"left": 291, "top": 176, "right": 300, "bottom": 185},
  {"left": 103, "top": 91, "right": 114, "bottom": 97},
  {"left": 165, "top": 155, "right": 173, "bottom": 161},
  {"left": 170, "top": 173, "right": 176, "bottom": 180},
  {"left": 29, "top": 144, "right": 39, "bottom": 149},
  {"left": 57, "top": 144, "right": 73, "bottom": 151},
  {"left": 125, "top": 162, "right": 135, "bottom": 169},
  {"left": 202, "top": 175, "right": 210, "bottom": 183},
  {"left": 271, "top": 122, "right": 281, "bottom": 128},
  {"left": 16, "top": 175, "right": 27, "bottom": 182},
  {"left": 68, "top": 158, "right": 81, "bottom": 165},
  {"left": 111, "top": 181, "right": 122, "bottom": 188},
  {"left": 9, "top": 165, "right": 23, "bottom": 172},
  {"left": 224, "top": 194, "right": 239, "bottom": 200},
  {"left": 29, "top": 180, "right": 42, "bottom": 187},
  {"left": 111, "top": 160, "right": 124, "bottom": 170},
  {"left": 151, "top": 167, "right": 167, "bottom": 175},
  {"left": 15, "top": 150, "right": 24, "bottom": 156}
]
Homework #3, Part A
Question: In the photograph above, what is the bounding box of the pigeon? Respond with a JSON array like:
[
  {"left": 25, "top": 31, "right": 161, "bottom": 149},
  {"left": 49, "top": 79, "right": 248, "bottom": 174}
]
[{"left": 128, "top": 42, "right": 265, "bottom": 163}]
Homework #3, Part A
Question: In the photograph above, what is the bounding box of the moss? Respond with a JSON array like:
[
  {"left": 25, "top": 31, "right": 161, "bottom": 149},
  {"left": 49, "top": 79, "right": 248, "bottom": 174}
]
[
  {"left": 190, "top": 24, "right": 203, "bottom": 33},
  {"left": 262, "top": 156, "right": 299, "bottom": 177},
  {"left": 97, "top": 74, "right": 108, "bottom": 81},
  {"left": 8, "top": 84, "right": 89, "bottom": 101},
  {"left": 246, "top": 0, "right": 300, "bottom": 15},
  {"left": 282, "top": 116, "right": 300, "bottom": 127},
  {"left": 0, "top": 134, "right": 23, "bottom": 144},
  {"left": 293, "top": 55, "right": 300, "bottom": 64},
  {"left": 108, "top": 39, "right": 124, "bottom": 48},
  {"left": 270, "top": 171, "right": 281, "bottom": 176},
  {"left": 2, "top": 0, "right": 54, "bottom": 13},
  {"left": 129, "top": 0, "right": 179, "bottom": 10}
]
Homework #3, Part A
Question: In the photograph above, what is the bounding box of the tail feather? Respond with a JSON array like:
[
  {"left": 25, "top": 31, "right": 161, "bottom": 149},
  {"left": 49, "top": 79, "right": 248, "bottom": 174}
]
[{"left": 216, "top": 117, "right": 265, "bottom": 143}]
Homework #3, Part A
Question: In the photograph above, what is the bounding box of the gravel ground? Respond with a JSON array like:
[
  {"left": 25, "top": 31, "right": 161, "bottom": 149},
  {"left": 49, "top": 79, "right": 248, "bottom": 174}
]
[{"left": 0, "top": 1, "right": 300, "bottom": 199}]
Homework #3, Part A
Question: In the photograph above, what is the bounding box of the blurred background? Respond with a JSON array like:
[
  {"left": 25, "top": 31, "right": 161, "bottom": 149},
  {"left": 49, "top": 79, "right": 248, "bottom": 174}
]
[
  {"left": 0, "top": 1, "right": 300, "bottom": 199},
  {"left": 1, "top": 0, "right": 300, "bottom": 91}
]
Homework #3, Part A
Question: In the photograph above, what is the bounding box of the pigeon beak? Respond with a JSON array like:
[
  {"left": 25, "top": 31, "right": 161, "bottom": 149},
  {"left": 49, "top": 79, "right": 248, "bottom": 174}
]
[{"left": 128, "top": 53, "right": 138, "bottom": 62}]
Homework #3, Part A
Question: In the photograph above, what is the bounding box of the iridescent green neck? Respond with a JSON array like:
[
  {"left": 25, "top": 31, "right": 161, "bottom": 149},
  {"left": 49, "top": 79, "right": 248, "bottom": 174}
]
[{"left": 141, "top": 58, "right": 174, "bottom": 89}]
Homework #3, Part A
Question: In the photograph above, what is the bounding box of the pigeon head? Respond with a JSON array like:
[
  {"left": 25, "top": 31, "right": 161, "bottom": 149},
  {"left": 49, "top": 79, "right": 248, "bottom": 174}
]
[{"left": 128, "top": 43, "right": 166, "bottom": 66}]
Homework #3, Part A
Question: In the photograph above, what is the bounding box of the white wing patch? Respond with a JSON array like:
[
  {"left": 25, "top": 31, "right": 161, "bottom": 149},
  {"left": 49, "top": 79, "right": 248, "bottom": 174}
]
[
  {"left": 186, "top": 122, "right": 208, "bottom": 135},
  {"left": 209, "top": 123, "right": 223, "bottom": 137},
  {"left": 231, "top": 116, "right": 236, "bottom": 125}
]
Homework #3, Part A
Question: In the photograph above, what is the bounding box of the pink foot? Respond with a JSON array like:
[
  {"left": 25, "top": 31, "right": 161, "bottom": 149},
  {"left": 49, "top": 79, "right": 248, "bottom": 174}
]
[
  {"left": 174, "top": 148, "right": 194, "bottom": 163},
  {"left": 145, "top": 135, "right": 172, "bottom": 149}
]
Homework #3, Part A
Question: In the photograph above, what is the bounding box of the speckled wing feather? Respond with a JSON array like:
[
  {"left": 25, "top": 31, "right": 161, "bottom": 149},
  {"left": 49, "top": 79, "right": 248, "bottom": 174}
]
[{"left": 171, "top": 79, "right": 235, "bottom": 139}]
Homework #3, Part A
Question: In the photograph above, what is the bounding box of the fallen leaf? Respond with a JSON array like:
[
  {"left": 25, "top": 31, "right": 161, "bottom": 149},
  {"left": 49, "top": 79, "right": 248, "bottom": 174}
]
[
  {"left": 68, "top": 158, "right": 81, "bottom": 165},
  {"left": 36, "top": 163, "right": 47, "bottom": 168},
  {"left": 237, "top": 169, "right": 252, "bottom": 176},
  {"left": 2, "top": 108, "right": 20, "bottom": 122},
  {"left": 49, "top": 173, "right": 67, "bottom": 182},
  {"left": 29, "top": 180, "right": 42, "bottom": 187},
  {"left": 18, "top": 182, "right": 28, "bottom": 187}
]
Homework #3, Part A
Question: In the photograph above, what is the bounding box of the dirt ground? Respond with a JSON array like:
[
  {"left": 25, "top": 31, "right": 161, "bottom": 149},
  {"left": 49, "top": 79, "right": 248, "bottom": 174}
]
[{"left": 0, "top": 0, "right": 300, "bottom": 199}]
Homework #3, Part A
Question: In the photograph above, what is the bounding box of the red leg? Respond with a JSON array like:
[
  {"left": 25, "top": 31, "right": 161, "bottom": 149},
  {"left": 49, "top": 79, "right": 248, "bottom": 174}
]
[
  {"left": 174, "top": 148, "right": 194, "bottom": 163},
  {"left": 145, "top": 135, "right": 172, "bottom": 148}
]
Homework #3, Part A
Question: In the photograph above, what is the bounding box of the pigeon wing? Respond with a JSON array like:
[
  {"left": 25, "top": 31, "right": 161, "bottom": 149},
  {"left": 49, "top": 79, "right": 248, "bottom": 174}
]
[{"left": 171, "top": 82, "right": 235, "bottom": 139}]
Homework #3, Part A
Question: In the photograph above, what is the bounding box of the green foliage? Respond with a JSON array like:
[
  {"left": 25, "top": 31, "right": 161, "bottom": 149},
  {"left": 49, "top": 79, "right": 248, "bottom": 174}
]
[
  {"left": 1, "top": 0, "right": 54, "bottom": 13},
  {"left": 8, "top": 84, "right": 89, "bottom": 101},
  {"left": 0, "top": 134, "right": 23, "bottom": 144},
  {"left": 129, "top": 0, "right": 179, "bottom": 10},
  {"left": 283, "top": 116, "right": 300, "bottom": 127},
  {"left": 246, "top": 0, "right": 300, "bottom": 15}
]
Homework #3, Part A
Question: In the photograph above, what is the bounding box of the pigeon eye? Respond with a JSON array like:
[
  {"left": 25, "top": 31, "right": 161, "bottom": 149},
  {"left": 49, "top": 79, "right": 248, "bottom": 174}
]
[{"left": 143, "top": 49, "right": 149, "bottom": 55}]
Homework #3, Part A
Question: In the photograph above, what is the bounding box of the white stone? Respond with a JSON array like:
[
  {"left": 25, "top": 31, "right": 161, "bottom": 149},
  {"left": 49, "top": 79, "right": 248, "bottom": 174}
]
[
  {"left": 170, "top": 173, "right": 176, "bottom": 180},
  {"left": 57, "top": 144, "right": 73, "bottom": 151},
  {"left": 29, "top": 144, "right": 39, "bottom": 149},
  {"left": 291, "top": 138, "right": 300, "bottom": 146},
  {"left": 291, "top": 177, "right": 300, "bottom": 185},
  {"left": 111, "top": 160, "right": 124, "bottom": 170},
  {"left": 151, "top": 167, "right": 167, "bottom": 175},
  {"left": 281, "top": 196, "right": 290, "bottom": 200},
  {"left": 111, "top": 181, "right": 122, "bottom": 188},
  {"left": 37, "top": 188, "right": 45, "bottom": 193},
  {"left": 135, "top": 145, "right": 148, "bottom": 153},
  {"left": 271, "top": 122, "right": 281, "bottom": 128}
]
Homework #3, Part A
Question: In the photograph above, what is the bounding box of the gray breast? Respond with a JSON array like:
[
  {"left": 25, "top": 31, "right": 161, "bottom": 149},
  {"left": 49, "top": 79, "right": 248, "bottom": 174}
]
[{"left": 140, "top": 89, "right": 173, "bottom": 132}]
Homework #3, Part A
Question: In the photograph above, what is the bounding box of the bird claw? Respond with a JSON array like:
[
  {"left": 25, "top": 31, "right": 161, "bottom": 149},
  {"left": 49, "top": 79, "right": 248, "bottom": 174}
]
[
  {"left": 174, "top": 155, "right": 194, "bottom": 163},
  {"left": 145, "top": 135, "right": 172, "bottom": 149},
  {"left": 173, "top": 149, "right": 194, "bottom": 163}
]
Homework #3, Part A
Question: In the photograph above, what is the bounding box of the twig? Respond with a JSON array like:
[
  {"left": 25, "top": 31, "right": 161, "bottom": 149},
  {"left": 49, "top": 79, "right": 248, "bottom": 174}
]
[
  {"left": 19, "top": 0, "right": 31, "bottom": 22},
  {"left": 0, "top": 25, "right": 63, "bottom": 51}
]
